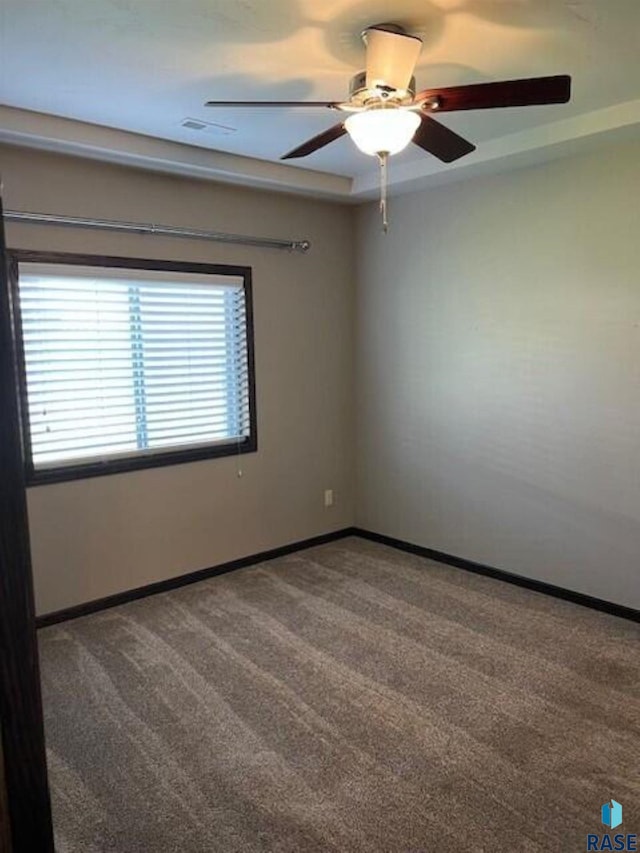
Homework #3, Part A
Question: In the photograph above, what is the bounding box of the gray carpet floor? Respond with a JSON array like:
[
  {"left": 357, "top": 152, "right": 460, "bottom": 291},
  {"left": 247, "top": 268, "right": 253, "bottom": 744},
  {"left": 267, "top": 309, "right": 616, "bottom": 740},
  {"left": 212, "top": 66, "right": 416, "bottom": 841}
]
[{"left": 38, "top": 537, "right": 639, "bottom": 852}]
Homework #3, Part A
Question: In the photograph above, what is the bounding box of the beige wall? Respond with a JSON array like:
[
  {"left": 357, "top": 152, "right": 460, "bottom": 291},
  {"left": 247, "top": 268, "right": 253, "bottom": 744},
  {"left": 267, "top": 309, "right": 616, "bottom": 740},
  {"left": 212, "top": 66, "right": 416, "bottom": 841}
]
[
  {"left": 1, "top": 145, "right": 355, "bottom": 615},
  {"left": 4, "top": 137, "right": 639, "bottom": 616},
  {"left": 356, "top": 139, "right": 640, "bottom": 609}
]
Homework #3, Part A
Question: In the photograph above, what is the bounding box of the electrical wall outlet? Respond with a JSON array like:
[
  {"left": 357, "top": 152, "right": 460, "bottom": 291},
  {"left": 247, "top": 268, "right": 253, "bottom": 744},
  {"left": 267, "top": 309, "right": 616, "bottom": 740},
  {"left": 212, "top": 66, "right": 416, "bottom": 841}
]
[{"left": 324, "top": 489, "right": 334, "bottom": 508}]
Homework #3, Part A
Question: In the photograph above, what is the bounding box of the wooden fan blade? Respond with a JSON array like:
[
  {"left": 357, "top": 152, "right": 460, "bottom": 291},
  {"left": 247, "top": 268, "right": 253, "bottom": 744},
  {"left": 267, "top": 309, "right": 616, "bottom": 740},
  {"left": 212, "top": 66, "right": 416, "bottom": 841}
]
[
  {"left": 416, "top": 75, "right": 571, "bottom": 112},
  {"left": 205, "top": 100, "right": 340, "bottom": 109},
  {"left": 281, "top": 123, "right": 347, "bottom": 160},
  {"left": 412, "top": 115, "right": 476, "bottom": 163}
]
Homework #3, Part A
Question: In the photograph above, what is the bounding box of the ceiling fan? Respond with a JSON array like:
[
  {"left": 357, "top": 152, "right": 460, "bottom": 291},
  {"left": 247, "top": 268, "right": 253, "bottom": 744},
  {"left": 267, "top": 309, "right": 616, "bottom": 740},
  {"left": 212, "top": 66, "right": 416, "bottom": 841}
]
[{"left": 205, "top": 24, "right": 571, "bottom": 228}]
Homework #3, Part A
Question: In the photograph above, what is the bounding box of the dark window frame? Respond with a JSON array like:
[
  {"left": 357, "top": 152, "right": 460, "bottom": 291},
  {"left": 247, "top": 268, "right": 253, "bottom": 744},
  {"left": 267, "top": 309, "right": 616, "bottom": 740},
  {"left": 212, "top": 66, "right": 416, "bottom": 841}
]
[{"left": 8, "top": 250, "right": 258, "bottom": 486}]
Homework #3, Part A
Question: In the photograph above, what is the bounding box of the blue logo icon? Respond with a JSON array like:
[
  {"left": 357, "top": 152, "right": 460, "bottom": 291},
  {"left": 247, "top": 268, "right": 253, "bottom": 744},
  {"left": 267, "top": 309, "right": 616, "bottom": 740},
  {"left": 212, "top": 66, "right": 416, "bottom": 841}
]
[
  {"left": 588, "top": 800, "right": 635, "bottom": 850},
  {"left": 602, "top": 800, "right": 623, "bottom": 830}
]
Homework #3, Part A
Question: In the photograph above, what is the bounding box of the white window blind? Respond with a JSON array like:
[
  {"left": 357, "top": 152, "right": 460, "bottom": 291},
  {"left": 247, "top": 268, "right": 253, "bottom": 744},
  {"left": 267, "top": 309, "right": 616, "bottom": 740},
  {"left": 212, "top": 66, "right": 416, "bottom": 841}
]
[{"left": 17, "top": 262, "right": 251, "bottom": 471}]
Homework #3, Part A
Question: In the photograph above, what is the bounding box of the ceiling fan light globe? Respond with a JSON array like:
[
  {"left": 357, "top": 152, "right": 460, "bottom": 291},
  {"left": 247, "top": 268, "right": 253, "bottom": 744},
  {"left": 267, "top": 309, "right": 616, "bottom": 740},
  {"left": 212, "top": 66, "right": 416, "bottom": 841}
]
[{"left": 345, "top": 109, "right": 421, "bottom": 156}]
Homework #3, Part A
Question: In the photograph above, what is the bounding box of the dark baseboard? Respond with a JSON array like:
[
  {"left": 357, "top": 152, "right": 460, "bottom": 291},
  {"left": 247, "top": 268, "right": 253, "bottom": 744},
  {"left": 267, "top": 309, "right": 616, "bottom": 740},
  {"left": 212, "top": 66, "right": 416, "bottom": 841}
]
[
  {"left": 354, "top": 528, "right": 640, "bottom": 624},
  {"left": 36, "top": 527, "right": 358, "bottom": 628},
  {"left": 37, "top": 524, "right": 639, "bottom": 628}
]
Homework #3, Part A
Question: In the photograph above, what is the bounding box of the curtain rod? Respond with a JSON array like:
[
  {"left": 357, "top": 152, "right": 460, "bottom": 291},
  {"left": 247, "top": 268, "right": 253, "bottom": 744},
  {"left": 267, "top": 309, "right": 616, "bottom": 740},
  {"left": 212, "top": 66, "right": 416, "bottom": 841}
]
[{"left": 4, "top": 210, "right": 311, "bottom": 253}]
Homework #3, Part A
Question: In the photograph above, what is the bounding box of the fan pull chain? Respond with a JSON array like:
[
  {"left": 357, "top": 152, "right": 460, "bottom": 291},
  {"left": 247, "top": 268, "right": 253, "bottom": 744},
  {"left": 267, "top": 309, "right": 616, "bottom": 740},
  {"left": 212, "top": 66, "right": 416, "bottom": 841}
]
[{"left": 378, "top": 152, "right": 389, "bottom": 233}]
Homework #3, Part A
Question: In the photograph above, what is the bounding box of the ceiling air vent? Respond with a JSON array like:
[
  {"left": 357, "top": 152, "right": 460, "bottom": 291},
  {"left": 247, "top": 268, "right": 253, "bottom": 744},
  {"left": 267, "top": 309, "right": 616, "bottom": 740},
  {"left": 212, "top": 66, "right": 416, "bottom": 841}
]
[{"left": 180, "top": 117, "right": 236, "bottom": 135}]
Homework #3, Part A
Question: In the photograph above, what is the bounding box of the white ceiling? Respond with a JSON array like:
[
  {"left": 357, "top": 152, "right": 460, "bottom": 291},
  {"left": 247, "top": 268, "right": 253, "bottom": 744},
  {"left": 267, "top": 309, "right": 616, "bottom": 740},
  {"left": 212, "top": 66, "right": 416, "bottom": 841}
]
[{"left": 1, "top": 0, "right": 640, "bottom": 199}]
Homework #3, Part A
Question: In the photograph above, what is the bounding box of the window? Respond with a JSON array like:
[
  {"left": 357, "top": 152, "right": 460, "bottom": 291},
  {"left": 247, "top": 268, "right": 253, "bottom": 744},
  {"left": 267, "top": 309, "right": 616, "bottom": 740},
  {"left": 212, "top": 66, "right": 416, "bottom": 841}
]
[{"left": 9, "top": 252, "right": 256, "bottom": 484}]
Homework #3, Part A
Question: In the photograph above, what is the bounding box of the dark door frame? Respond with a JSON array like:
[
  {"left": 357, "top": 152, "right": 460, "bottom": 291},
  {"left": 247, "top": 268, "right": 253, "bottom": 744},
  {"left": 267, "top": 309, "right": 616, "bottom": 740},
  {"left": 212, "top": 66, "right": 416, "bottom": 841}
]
[{"left": 0, "top": 196, "right": 55, "bottom": 850}]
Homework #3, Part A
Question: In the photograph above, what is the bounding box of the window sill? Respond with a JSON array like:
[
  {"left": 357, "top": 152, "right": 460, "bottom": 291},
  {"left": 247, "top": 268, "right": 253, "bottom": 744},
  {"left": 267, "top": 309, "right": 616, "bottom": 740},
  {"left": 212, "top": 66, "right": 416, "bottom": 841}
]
[{"left": 25, "top": 436, "right": 257, "bottom": 486}]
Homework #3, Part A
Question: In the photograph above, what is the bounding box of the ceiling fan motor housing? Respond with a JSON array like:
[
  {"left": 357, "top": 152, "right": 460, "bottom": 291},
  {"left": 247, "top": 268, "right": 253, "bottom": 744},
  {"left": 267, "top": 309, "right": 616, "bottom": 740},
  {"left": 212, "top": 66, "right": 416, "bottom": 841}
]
[{"left": 349, "top": 71, "right": 416, "bottom": 106}]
